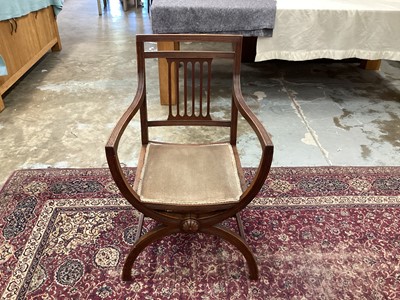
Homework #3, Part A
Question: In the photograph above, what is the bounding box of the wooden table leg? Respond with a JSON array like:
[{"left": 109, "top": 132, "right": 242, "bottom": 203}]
[
  {"left": 241, "top": 36, "right": 257, "bottom": 63},
  {"left": 97, "top": 0, "right": 102, "bottom": 15},
  {"left": 51, "top": 19, "right": 62, "bottom": 52},
  {"left": 360, "top": 59, "right": 381, "bottom": 70},
  {"left": 0, "top": 96, "right": 5, "bottom": 112},
  {"left": 157, "top": 41, "right": 179, "bottom": 105}
]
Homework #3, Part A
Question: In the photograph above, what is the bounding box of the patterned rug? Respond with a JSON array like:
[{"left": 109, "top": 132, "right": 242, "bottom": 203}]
[{"left": 0, "top": 167, "right": 399, "bottom": 299}]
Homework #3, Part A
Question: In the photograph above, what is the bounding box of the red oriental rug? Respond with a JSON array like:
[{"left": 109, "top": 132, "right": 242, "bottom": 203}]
[{"left": 0, "top": 167, "right": 400, "bottom": 299}]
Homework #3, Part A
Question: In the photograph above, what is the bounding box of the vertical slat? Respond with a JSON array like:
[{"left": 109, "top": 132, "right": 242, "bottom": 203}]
[
  {"left": 184, "top": 61, "right": 188, "bottom": 116},
  {"left": 199, "top": 61, "right": 203, "bottom": 117},
  {"left": 176, "top": 60, "right": 180, "bottom": 117},
  {"left": 167, "top": 59, "right": 173, "bottom": 118},
  {"left": 206, "top": 60, "right": 212, "bottom": 117},
  {"left": 191, "top": 61, "right": 195, "bottom": 117}
]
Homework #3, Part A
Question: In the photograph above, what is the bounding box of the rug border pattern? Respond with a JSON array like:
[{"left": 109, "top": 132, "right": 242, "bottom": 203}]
[{"left": 2, "top": 197, "right": 129, "bottom": 300}]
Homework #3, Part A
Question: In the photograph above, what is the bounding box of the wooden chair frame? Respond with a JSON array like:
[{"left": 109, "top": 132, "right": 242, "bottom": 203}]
[{"left": 106, "top": 34, "right": 273, "bottom": 280}]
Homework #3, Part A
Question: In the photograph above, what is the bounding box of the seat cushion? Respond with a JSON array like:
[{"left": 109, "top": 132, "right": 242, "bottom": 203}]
[{"left": 137, "top": 143, "right": 243, "bottom": 206}]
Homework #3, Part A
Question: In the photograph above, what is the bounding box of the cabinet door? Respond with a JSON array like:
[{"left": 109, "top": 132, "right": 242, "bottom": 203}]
[
  {"left": 0, "top": 14, "right": 40, "bottom": 83},
  {"left": 0, "top": 19, "right": 22, "bottom": 79},
  {"left": 34, "top": 7, "right": 59, "bottom": 49},
  {"left": 0, "top": 20, "right": 13, "bottom": 76}
]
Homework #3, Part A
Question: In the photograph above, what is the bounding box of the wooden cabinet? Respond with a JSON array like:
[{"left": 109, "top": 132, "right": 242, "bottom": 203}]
[
  {"left": 34, "top": 8, "right": 61, "bottom": 51},
  {"left": 0, "top": 6, "right": 62, "bottom": 112}
]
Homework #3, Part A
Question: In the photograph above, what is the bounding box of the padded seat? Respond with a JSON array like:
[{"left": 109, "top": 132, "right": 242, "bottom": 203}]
[{"left": 138, "top": 143, "right": 242, "bottom": 206}]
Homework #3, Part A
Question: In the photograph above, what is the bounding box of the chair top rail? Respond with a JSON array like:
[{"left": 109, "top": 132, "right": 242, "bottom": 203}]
[{"left": 136, "top": 34, "right": 243, "bottom": 44}]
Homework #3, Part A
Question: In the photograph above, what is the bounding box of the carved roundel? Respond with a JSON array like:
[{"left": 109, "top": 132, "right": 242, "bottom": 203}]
[{"left": 181, "top": 219, "right": 199, "bottom": 232}]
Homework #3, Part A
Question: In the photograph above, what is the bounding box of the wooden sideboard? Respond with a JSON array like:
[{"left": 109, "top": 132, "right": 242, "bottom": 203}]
[{"left": 0, "top": 6, "right": 62, "bottom": 112}]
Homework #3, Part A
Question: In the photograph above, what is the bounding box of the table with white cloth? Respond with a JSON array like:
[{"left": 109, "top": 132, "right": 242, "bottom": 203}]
[{"left": 256, "top": 0, "right": 400, "bottom": 67}]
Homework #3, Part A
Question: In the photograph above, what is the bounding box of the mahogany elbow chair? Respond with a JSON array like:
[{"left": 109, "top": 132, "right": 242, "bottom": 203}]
[{"left": 105, "top": 34, "right": 273, "bottom": 280}]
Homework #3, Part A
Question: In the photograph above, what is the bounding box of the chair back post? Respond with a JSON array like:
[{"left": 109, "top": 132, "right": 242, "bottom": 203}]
[
  {"left": 230, "top": 96, "right": 238, "bottom": 145},
  {"left": 140, "top": 95, "right": 149, "bottom": 144},
  {"left": 230, "top": 36, "right": 243, "bottom": 146},
  {"left": 136, "top": 37, "right": 149, "bottom": 144}
]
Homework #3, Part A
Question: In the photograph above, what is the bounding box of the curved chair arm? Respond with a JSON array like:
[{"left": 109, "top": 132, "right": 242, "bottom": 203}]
[
  {"left": 221, "top": 76, "right": 274, "bottom": 220},
  {"left": 105, "top": 81, "right": 180, "bottom": 225},
  {"left": 105, "top": 80, "right": 143, "bottom": 201},
  {"left": 105, "top": 82, "right": 145, "bottom": 154}
]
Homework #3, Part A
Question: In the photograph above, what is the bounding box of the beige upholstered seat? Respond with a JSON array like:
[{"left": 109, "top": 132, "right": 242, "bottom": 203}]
[
  {"left": 106, "top": 34, "right": 273, "bottom": 281},
  {"left": 138, "top": 143, "right": 242, "bottom": 206}
]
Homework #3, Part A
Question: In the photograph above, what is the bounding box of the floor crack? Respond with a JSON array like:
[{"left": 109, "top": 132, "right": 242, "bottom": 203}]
[{"left": 278, "top": 78, "right": 333, "bottom": 165}]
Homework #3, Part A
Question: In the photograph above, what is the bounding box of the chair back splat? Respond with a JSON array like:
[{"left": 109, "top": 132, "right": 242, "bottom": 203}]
[
  {"left": 167, "top": 57, "right": 212, "bottom": 120},
  {"left": 105, "top": 34, "right": 274, "bottom": 281}
]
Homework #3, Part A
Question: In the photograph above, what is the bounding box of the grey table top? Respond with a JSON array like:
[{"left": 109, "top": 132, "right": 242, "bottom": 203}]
[{"left": 151, "top": 0, "right": 276, "bottom": 36}]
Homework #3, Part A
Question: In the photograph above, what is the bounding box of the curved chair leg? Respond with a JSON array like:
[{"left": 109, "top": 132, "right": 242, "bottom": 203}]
[
  {"left": 202, "top": 225, "right": 259, "bottom": 280},
  {"left": 122, "top": 225, "right": 179, "bottom": 281}
]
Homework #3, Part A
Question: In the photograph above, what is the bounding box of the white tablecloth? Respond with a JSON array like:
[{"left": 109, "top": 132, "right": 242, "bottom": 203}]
[{"left": 256, "top": 0, "right": 400, "bottom": 61}]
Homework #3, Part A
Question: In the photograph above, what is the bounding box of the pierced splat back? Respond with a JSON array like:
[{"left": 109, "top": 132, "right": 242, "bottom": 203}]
[
  {"left": 137, "top": 35, "right": 243, "bottom": 145},
  {"left": 166, "top": 58, "right": 213, "bottom": 120}
]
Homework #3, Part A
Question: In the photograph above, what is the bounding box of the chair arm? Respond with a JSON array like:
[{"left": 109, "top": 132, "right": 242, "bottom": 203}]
[
  {"left": 105, "top": 81, "right": 145, "bottom": 151},
  {"left": 232, "top": 79, "right": 273, "bottom": 150},
  {"left": 105, "top": 82, "right": 145, "bottom": 210},
  {"left": 232, "top": 79, "right": 274, "bottom": 211}
]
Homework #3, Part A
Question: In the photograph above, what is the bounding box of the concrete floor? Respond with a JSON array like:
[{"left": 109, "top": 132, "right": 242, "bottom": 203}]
[{"left": 0, "top": 0, "right": 399, "bottom": 188}]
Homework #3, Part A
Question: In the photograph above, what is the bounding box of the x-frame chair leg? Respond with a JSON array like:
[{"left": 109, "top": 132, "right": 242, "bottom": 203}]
[
  {"left": 134, "top": 212, "right": 246, "bottom": 242},
  {"left": 122, "top": 225, "right": 180, "bottom": 281},
  {"left": 201, "top": 225, "right": 259, "bottom": 280},
  {"left": 126, "top": 212, "right": 258, "bottom": 280}
]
